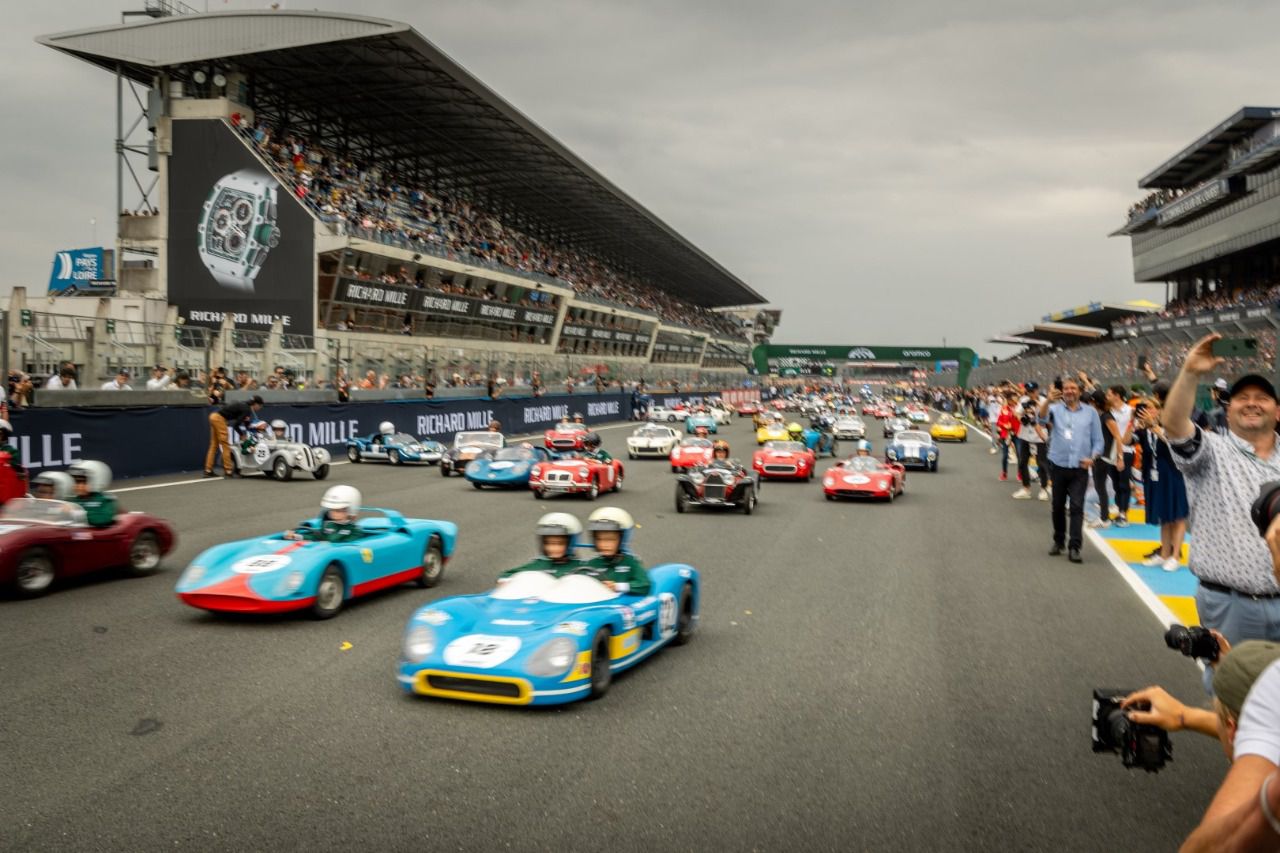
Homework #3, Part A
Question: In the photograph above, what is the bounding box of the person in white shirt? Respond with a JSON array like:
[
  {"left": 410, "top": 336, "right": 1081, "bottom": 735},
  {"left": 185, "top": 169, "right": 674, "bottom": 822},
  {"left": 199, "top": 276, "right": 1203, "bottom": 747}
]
[
  {"left": 44, "top": 366, "right": 77, "bottom": 390},
  {"left": 101, "top": 370, "right": 132, "bottom": 391},
  {"left": 146, "top": 365, "right": 173, "bottom": 390},
  {"left": 1105, "top": 385, "right": 1136, "bottom": 525},
  {"left": 986, "top": 390, "right": 1001, "bottom": 453}
]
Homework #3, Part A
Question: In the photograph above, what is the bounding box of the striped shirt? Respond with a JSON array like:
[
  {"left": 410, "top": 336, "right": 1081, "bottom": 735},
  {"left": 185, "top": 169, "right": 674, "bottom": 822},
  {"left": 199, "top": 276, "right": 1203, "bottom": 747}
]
[{"left": 1170, "top": 426, "right": 1280, "bottom": 594}]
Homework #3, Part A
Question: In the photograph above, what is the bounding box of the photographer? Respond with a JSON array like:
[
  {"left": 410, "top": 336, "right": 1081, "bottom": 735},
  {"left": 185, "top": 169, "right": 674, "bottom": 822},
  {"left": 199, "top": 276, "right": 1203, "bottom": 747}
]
[
  {"left": 1012, "top": 382, "right": 1048, "bottom": 501},
  {"left": 1163, "top": 333, "right": 1280, "bottom": 649}
]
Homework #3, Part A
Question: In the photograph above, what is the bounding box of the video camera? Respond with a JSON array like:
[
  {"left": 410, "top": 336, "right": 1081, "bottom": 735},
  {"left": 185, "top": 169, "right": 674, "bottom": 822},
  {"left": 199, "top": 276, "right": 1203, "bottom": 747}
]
[
  {"left": 1164, "top": 623, "right": 1220, "bottom": 663},
  {"left": 1091, "top": 689, "right": 1171, "bottom": 772},
  {"left": 1251, "top": 480, "right": 1280, "bottom": 538}
]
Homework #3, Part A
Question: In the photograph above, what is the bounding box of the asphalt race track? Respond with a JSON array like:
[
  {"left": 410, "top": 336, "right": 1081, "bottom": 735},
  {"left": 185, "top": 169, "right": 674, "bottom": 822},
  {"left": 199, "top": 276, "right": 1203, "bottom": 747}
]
[{"left": 0, "top": 417, "right": 1225, "bottom": 852}]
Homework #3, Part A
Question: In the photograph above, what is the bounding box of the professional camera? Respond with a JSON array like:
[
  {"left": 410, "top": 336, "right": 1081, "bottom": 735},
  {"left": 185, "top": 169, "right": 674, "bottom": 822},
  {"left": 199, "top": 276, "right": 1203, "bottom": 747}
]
[
  {"left": 1251, "top": 480, "right": 1280, "bottom": 538},
  {"left": 1092, "top": 689, "right": 1171, "bottom": 772},
  {"left": 1164, "top": 623, "right": 1220, "bottom": 663}
]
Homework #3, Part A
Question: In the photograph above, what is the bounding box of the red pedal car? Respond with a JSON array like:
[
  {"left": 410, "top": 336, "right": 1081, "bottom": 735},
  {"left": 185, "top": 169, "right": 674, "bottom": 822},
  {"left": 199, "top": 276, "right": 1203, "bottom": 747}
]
[
  {"left": 752, "top": 440, "right": 817, "bottom": 481},
  {"left": 736, "top": 401, "right": 762, "bottom": 417},
  {"left": 544, "top": 422, "right": 589, "bottom": 451},
  {"left": 669, "top": 437, "right": 714, "bottom": 473},
  {"left": 821, "top": 456, "right": 905, "bottom": 502},
  {"left": 1, "top": 497, "right": 176, "bottom": 596},
  {"left": 529, "top": 452, "right": 624, "bottom": 500}
]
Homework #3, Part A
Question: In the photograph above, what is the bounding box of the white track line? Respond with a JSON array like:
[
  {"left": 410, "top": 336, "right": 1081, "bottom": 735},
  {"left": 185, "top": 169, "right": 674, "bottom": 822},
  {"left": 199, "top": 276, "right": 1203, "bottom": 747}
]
[
  {"left": 953, "top": 408, "right": 1179, "bottom": 631},
  {"left": 112, "top": 418, "right": 642, "bottom": 493}
]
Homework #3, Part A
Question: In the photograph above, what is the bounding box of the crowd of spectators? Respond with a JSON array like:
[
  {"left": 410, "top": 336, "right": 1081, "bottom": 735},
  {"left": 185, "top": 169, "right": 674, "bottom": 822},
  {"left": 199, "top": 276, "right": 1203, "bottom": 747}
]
[
  {"left": 1114, "top": 282, "right": 1280, "bottom": 327},
  {"left": 1126, "top": 187, "right": 1188, "bottom": 221},
  {"left": 235, "top": 117, "right": 745, "bottom": 339}
]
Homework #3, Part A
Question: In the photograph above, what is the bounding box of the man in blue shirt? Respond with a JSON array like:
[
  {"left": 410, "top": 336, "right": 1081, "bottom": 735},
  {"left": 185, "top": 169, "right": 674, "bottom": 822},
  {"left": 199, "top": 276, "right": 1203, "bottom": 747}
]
[{"left": 1039, "top": 377, "right": 1104, "bottom": 562}]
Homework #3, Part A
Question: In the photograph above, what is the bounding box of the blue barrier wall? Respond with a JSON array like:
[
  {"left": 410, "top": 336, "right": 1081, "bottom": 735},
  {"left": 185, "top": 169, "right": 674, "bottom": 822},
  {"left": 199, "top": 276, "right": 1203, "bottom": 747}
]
[{"left": 9, "top": 392, "right": 636, "bottom": 480}]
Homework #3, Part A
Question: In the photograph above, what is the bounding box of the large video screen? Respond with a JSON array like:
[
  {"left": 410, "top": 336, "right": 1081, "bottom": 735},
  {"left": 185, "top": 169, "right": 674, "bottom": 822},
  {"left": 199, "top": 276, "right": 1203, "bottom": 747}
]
[{"left": 167, "top": 120, "right": 314, "bottom": 336}]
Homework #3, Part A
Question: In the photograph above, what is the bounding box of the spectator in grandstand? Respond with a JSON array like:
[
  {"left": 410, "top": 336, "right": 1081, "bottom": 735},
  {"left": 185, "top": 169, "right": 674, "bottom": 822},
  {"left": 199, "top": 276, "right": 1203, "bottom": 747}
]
[
  {"left": 44, "top": 363, "right": 77, "bottom": 390},
  {"left": 1164, "top": 333, "right": 1280, "bottom": 656},
  {"left": 206, "top": 367, "right": 232, "bottom": 405},
  {"left": 173, "top": 371, "right": 192, "bottom": 391},
  {"left": 146, "top": 365, "right": 173, "bottom": 391},
  {"left": 1012, "top": 383, "right": 1049, "bottom": 501},
  {"left": 1134, "top": 391, "right": 1188, "bottom": 572},
  {"left": 530, "top": 370, "right": 543, "bottom": 398},
  {"left": 1041, "top": 377, "right": 1103, "bottom": 563},
  {"left": 101, "top": 370, "right": 132, "bottom": 391},
  {"left": 359, "top": 370, "right": 377, "bottom": 390}
]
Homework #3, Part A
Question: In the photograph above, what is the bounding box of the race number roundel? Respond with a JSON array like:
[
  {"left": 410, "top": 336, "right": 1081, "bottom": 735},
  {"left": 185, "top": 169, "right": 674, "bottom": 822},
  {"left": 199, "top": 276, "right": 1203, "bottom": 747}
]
[
  {"left": 232, "top": 554, "right": 292, "bottom": 574},
  {"left": 658, "top": 592, "right": 678, "bottom": 635},
  {"left": 252, "top": 443, "right": 272, "bottom": 465},
  {"left": 443, "top": 635, "right": 521, "bottom": 669}
]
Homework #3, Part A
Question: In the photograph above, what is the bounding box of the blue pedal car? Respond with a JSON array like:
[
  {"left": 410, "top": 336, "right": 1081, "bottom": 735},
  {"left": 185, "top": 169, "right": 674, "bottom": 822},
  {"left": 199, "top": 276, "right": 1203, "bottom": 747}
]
[
  {"left": 176, "top": 509, "right": 459, "bottom": 618},
  {"left": 346, "top": 431, "right": 444, "bottom": 465},
  {"left": 397, "top": 564, "right": 699, "bottom": 705},
  {"left": 465, "top": 445, "right": 554, "bottom": 489},
  {"left": 802, "top": 426, "right": 839, "bottom": 457},
  {"left": 685, "top": 412, "right": 718, "bottom": 434},
  {"left": 885, "top": 429, "right": 939, "bottom": 471}
]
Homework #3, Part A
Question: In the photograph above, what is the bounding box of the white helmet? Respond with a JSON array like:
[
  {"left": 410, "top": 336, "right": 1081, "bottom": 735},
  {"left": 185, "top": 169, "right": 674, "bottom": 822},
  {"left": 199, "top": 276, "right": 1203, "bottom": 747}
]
[
  {"left": 270, "top": 419, "right": 288, "bottom": 435},
  {"left": 587, "top": 507, "right": 635, "bottom": 549},
  {"left": 31, "top": 471, "right": 74, "bottom": 500},
  {"left": 320, "top": 485, "right": 361, "bottom": 513},
  {"left": 378, "top": 421, "right": 395, "bottom": 436},
  {"left": 536, "top": 512, "right": 583, "bottom": 550},
  {"left": 68, "top": 460, "right": 112, "bottom": 492}
]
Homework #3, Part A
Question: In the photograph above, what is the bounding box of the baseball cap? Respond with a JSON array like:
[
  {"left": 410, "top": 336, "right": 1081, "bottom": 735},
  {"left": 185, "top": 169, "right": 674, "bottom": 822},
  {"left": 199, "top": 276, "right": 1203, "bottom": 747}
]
[
  {"left": 1228, "top": 374, "right": 1278, "bottom": 401},
  {"left": 1213, "top": 641, "right": 1280, "bottom": 719},
  {"left": 1214, "top": 378, "right": 1230, "bottom": 392}
]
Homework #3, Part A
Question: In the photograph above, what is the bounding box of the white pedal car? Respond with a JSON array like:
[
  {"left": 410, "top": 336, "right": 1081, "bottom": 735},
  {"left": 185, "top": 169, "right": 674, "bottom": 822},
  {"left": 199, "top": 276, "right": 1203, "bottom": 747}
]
[{"left": 234, "top": 434, "right": 331, "bottom": 481}]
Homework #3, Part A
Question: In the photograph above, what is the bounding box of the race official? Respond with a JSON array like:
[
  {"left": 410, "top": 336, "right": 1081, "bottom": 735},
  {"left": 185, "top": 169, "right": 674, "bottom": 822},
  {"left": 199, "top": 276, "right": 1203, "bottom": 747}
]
[
  {"left": 1165, "top": 335, "right": 1280, "bottom": 655},
  {"left": 1040, "top": 377, "right": 1103, "bottom": 563},
  {"left": 205, "top": 395, "right": 264, "bottom": 478}
]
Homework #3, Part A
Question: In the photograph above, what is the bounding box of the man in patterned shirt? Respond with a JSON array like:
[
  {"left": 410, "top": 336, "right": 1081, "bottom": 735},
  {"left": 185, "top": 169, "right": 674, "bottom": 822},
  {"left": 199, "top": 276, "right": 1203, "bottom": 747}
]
[{"left": 1164, "top": 333, "right": 1280, "bottom": 652}]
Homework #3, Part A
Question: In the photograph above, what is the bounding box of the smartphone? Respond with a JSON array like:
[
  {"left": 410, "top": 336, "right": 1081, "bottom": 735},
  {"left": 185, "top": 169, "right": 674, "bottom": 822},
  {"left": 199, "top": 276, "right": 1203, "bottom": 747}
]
[
  {"left": 1212, "top": 338, "right": 1258, "bottom": 358},
  {"left": 1053, "top": 376, "right": 1063, "bottom": 391},
  {"left": 1137, "top": 354, "right": 1149, "bottom": 371}
]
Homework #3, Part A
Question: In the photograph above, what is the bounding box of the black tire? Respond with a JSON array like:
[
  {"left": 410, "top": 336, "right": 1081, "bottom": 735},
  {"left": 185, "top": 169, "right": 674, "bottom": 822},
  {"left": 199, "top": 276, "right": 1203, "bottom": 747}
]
[
  {"left": 741, "top": 486, "right": 756, "bottom": 515},
  {"left": 532, "top": 487, "right": 544, "bottom": 500},
  {"left": 587, "top": 628, "right": 612, "bottom": 700},
  {"left": 14, "top": 549, "right": 55, "bottom": 596},
  {"left": 675, "top": 484, "right": 688, "bottom": 513},
  {"left": 389, "top": 450, "right": 401, "bottom": 466},
  {"left": 440, "top": 463, "right": 451, "bottom": 477},
  {"left": 629, "top": 451, "right": 636, "bottom": 460},
  {"left": 586, "top": 479, "right": 599, "bottom": 501},
  {"left": 667, "top": 415, "right": 677, "bottom": 422},
  {"left": 825, "top": 493, "right": 835, "bottom": 501},
  {"left": 311, "top": 563, "right": 345, "bottom": 619},
  {"left": 126, "top": 531, "right": 162, "bottom": 576},
  {"left": 671, "top": 464, "right": 678, "bottom": 473},
  {"left": 347, "top": 446, "right": 361, "bottom": 463},
  {"left": 313, "top": 464, "right": 330, "bottom": 480},
  {"left": 471, "top": 481, "right": 483, "bottom": 490},
  {"left": 417, "top": 539, "right": 445, "bottom": 588},
  {"left": 671, "top": 584, "right": 695, "bottom": 646},
  {"left": 272, "top": 456, "right": 292, "bottom": 481},
  {"left": 613, "top": 472, "right": 623, "bottom": 493}
]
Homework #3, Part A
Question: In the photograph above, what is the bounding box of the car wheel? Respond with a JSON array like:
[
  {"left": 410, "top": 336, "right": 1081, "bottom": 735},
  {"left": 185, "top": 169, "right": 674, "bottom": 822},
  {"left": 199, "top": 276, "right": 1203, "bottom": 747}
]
[
  {"left": 440, "top": 463, "right": 451, "bottom": 477},
  {"left": 347, "top": 446, "right": 360, "bottom": 463},
  {"left": 629, "top": 451, "right": 636, "bottom": 460},
  {"left": 887, "top": 487, "right": 895, "bottom": 503},
  {"left": 389, "top": 450, "right": 401, "bottom": 465},
  {"left": 532, "top": 487, "right": 544, "bottom": 500},
  {"left": 471, "top": 481, "right": 483, "bottom": 490},
  {"left": 15, "top": 549, "right": 55, "bottom": 596},
  {"left": 272, "top": 456, "right": 292, "bottom": 481},
  {"left": 675, "top": 484, "right": 687, "bottom": 513},
  {"left": 741, "top": 487, "right": 755, "bottom": 515},
  {"left": 587, "top": 628, "right": 612, "bottom": 700},
  {"left": 807, "top": 468, "right": 815, "bottom": 481},
  {"left": 126, "top": 531, "right": 162, "bottom": 576},
  {"left": 417, "top": 539, "right": 445, "bottom": 588},
  {"left": 311, "top": 563, "right": 345, "bottom": 619},
  {"left": 587, "top": 480, "right": 599, "bottom": 501},
  {"left": 672, "top": 584, "right": 695, "bottom": 646},
  {"left": 671, "top": 464, "right": 678, "bottom": 473},
  {"left": 667, "top": 415, "right": 676, "bottom": 422},
  {"left": 825, "top": 493, "right": 834, "bottom": 501},
  {"left": 613, "top": 473, "right": 623, "bottom": 493},
  {"left": 313, "top": 464, "right": 330, "bottom": 480}
]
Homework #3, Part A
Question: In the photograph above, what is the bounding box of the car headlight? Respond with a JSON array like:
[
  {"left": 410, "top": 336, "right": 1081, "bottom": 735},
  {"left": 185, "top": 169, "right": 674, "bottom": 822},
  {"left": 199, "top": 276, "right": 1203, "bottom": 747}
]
[
  {"left": 294, "top": 451, "right": 304, "bottom": 463},
  {"left": 689, "top": 472, "right": 704, "bottom": 484},
  {"left": 823, "top": 476, "right": 835, "bottom": 486},
  {"left": 403, "top": 625, "right": 437, "bottom": 662},
  {"left": 180, "top": 564, "right": 206, "bottom": 584},
  {"left": 878, "top": 480, "right": 889, "bottom": 489},
  {"left": 466, "top": 462, "right": 480, "bottom": 473},
  {"left": 279, "top": 570, "right": 305, "bottom": 595},
  {"left": 526, "top": 637, "right": 577, "bottom": 677},
  {"left": 928, "top": 451, "right": 937, "bottom": 459}
]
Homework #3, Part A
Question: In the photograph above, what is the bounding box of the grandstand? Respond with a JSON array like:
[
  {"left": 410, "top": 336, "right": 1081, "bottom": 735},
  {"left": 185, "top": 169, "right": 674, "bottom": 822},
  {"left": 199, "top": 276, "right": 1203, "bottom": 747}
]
[{"left": 29, "top": 8, "right": 772, "bottom": 388}]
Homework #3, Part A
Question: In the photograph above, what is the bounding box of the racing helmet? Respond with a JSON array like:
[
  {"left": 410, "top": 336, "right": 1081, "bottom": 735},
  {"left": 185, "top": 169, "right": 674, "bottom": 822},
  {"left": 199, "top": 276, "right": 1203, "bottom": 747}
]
[
  {"left": 68, "top": 460, "right": 112, "bottom": 492},
  {"left": 583, "top": 432, "right": 602, "bottom": 450},
  {"left": 535, "top": 511, "right": 583, "bottom": 553},
  {"left": 787, "top": 422, "right": 804, "bottom": 440},
  {"left": 488, "top": 419, "right": 502, "bottom": 432},
  {"left": 378, "top": 421, "right": 395, "bottom": 436},
  {"left": 572, "top": 412, "right": 584, "bottom": 423},
  {"left": 694, "top": 425, "right": 710, "bottom": 438},
  {"left": 856, "top": 440, "right": 872, "bottom": 456},
  {"left": 587, "top": 506, "right": 635, "bottom": 550},
  {"left": 0, "top": 418, "right": 12, "bottom": 441},
  {"left": 269, "top": 419, "right": 288, "bottom": 439},
  {"left": 31, "top": 471, "right": 73, "bottom": 500},
  {"left": 320, "top": 484, "right": 362, "bottom": 514},
  {"left": 712, "top": 439, "right": 730, "bottom": 460}
]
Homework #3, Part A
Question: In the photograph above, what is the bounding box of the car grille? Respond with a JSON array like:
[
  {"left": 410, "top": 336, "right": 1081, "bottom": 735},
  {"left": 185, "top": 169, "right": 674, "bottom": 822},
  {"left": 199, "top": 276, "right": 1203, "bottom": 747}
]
[
  {"left": 546, "top": 471, "right": 575, "bottom": 483},
  {"left": 764, "top": 464, "right": 797, "bottom": 474},
  {"left": 703, "top": 483, "right": 727, "bottom": 500},
  {"left": 426, "top": 675, "right": 522, "bottom": 699},
  {"left": 551, "top": 438, "right": 577, "bottom": 448}
]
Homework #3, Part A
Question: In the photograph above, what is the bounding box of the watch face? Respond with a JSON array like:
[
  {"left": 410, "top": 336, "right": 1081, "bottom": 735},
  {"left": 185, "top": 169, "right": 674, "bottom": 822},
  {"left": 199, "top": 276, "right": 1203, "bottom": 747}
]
[{"left": 197, "top": 170, "right": 280, "bottom": 289}]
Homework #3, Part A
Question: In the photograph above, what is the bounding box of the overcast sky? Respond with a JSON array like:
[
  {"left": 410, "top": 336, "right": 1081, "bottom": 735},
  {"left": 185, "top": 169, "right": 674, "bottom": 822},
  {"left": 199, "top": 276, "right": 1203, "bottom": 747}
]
[{"left": 7, "top": 0, "right": 1280, "bottom": 356}]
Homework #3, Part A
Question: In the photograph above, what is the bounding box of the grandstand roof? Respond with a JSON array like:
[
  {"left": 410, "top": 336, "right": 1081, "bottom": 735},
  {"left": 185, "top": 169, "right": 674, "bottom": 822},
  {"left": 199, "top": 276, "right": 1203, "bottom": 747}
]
[
  {"left": 1040, "top": 300, "right": 1158, "bottom": 328},
  {"left": 1139, "top": 106, "right": 1280, "bottom": 190},
  {"left": 38, "top": 10, "right": 763, "bottom": 308},
  {"left": 994, "top": 300, "right": 1157, "bottom": 350}
]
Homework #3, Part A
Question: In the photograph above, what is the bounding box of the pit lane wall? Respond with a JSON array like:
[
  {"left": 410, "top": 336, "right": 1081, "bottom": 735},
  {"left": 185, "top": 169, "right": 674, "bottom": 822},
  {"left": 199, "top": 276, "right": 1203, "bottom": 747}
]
[{"left": 7, "top": 388, "right": 759, "bottom": 480}]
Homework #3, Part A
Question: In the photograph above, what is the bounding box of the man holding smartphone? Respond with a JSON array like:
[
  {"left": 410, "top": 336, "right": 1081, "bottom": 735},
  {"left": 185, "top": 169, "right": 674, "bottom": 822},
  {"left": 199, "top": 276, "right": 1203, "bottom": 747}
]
[{"left": 1163, "top": 333, "right": 1280, "bottom": 655}]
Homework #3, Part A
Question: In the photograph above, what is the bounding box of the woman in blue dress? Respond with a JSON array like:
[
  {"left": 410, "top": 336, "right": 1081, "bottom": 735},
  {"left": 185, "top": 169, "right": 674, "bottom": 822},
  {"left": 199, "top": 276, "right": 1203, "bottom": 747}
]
[{"left": 1135, "top": 389, "right": 1188, "bottom": 573}]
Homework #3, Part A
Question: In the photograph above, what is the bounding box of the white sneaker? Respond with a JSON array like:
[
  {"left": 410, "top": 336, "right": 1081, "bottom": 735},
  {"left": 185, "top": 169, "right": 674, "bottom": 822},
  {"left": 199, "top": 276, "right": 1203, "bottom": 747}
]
[
  {"left": 1142, "top": 554, "right": 1165, "bottom": 567},
  {"left": 1011, "top": 488, "right": 1031, "bottom": 499},
  {"left": 1037, "top": 488, "right": 1049, "bottom": 501},
  {"left": 1087, "top": 518, "right": 1111, "bottom": 529},
  {"left": 1162, "top": 557, "right": 1180, "bottom": 572},
  {"left": 989, "top": 447, "right": 997, "bottom": 455}
]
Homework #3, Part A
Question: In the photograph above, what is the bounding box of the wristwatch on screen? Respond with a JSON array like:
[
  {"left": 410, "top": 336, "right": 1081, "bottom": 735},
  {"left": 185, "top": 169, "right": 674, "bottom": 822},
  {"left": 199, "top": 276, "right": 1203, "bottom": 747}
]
[{"left": 196, "top": 169, "right": 280, "bottom": 292}]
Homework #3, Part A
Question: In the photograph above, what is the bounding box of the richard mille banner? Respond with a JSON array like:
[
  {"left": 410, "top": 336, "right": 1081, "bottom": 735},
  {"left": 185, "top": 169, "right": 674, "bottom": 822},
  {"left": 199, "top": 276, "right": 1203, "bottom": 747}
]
[
  {"left": 1114, "top": 305, "right": 1277, "bottom": 337},
  {"left": 335, "top": 278, "right": 558, "bottom": 327}
]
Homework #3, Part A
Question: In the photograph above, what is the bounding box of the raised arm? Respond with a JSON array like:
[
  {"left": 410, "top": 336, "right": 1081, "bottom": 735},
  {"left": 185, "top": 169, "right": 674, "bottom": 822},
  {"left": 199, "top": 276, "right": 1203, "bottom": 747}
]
[{"left": 1163, "top": 334, "right": 1224, "bottom": 441}]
